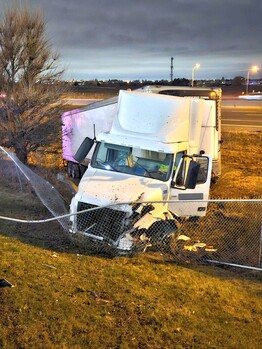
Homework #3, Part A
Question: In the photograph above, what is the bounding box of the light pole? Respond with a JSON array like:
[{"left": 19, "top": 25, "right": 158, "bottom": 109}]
[
  {"left": 191, "top": 63, "right": 200, "bottom": 87},
  {"left": 246, "top": 65, "right": 258, "bottom": 95}
]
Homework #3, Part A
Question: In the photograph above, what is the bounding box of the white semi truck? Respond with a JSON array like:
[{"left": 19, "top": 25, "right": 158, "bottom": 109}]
[{"left": 66, "top": 86, "right": 222, "bottom": 254}]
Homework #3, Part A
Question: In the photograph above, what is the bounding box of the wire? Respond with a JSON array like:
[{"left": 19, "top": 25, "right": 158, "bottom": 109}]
[{"left": 0, "top": 199, "right": 261, "bottom": 224}]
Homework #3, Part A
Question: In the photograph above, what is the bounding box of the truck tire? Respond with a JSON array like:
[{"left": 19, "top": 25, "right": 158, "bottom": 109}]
[
  {"left": 67, "top": 161, "right": 80, "bottom": 179},
  {"left": 67, "top": 161, "right": 73, "bottom": 177},
  {"left": 146, "top": 219, "right": 181, "bottom": 253}
]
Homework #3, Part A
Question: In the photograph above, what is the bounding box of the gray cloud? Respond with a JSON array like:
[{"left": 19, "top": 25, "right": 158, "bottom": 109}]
[{"left": 0, "top": 0, "right": 261, "bottom": 79}]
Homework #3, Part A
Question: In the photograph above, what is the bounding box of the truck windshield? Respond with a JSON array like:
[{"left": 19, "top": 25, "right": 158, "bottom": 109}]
[{"left": 91, "top": 142, "right": 173, "bottom": 181}]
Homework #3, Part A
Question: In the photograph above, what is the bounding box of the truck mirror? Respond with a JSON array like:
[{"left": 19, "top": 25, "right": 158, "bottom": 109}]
[
  {"left": 184, "top": 161, "right": 200, "bottom": 189},
  {"left": 74, "top": 137, "right": 94, "bottom": 163},
  {"left": 172, "top": 156, "right": 201, "bottom": 190}
]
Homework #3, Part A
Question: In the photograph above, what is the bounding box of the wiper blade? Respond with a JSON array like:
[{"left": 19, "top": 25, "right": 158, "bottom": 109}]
[{"left": 133, "top": 159, "right": 153, "bottom": 178}]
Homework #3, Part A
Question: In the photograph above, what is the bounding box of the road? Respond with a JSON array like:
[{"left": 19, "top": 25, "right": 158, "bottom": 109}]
[
  {"left": 65, "top": 98, "right": 99, "bottom": 106},
  {"left": 66, "top": 98, "right": 262, "bottom": 132},
  {"left": 221, "top": 99, "right": 262, "bottom": 132}
]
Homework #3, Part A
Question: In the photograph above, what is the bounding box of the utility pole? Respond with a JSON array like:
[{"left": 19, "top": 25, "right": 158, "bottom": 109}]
[{"left": 170, "top": 57, "right": 174, "bottom": 82}]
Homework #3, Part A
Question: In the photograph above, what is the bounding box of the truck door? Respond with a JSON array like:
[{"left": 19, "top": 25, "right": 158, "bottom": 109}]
[{"left": 168, "top": 155, "right": 212, "bottom": 217}]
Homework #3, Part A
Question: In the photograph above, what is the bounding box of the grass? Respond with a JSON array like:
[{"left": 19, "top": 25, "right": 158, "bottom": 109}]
[
  {"left": 0, "top": 132, "right": 262, "bottom": 348},
  {"left": 0, "top": 227, "right": 261, "bottom": 348},
  {"left": 210, "top": 131, "right": 262, "bottom": 199}
]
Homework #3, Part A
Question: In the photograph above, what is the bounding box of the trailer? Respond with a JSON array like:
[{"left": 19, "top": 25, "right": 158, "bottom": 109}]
[{"left": 62, "top": 96, "right": 118, "bottom": 178}]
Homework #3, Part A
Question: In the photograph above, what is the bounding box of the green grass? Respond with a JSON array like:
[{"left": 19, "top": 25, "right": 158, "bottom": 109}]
[
  {"left": 1, "top": 232, "right": 262, "bottom": 349},
  {"left": 1, "top": 132, "right": 262, "bottom": 348}
]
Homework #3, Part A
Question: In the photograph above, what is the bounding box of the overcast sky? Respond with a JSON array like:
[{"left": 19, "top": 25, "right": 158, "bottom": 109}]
[{"left": 1, "top": 0, "right": 262, "bottom": 81}]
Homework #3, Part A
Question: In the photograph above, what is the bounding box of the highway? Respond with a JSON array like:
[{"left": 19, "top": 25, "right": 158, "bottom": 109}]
[
  {"left": 221, "top": 99, "right": 262, "bottom": 132},
  {"left": 66, "top": 98, "right": 262, "bottom": 132}
]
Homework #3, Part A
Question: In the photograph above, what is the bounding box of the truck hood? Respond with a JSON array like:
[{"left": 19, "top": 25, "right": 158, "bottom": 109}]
[{"left": 77, "top": 170, "right": 169, "bottom": 206}]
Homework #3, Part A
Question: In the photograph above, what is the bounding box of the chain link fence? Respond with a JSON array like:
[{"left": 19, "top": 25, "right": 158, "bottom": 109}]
[
  {"left": 69, "top": 200, "right": 262, "bottom": 269},
  {"left": 0, "top": 147, "right": 262, "bottom": 270},
  {"left": 0, "top": 146, "right": 70, "bottom": 230}
]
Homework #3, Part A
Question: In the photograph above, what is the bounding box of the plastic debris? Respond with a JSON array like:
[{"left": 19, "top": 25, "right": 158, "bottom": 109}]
[
  {"left": 205, "top": 246, "right": 217, "bottom": 252},
  {"left": 193, "top": 242, "right": 207, "bottom": 248},
  {"left": 177, "top": 235, "right": 191, "bottom": 241},
  {"left": 0, "top": 279, "right": 14, "bottom": 288},
  {"left": 43, "top": 264, "right": 57, "bottom": 269},
  {"left": 184, "top": 245, "right": 198, "bottom": 252}
]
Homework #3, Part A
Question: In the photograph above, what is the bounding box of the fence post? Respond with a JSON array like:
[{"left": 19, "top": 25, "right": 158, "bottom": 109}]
[
  {"left": 259, "top": 223, "right": 262, "bottom": 268},
  {"left": 15, "top": 164, "right": 23, "bottom": 192}
]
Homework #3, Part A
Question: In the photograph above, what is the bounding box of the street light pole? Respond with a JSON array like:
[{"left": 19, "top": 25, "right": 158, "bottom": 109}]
[
  {"left": 246, "top": 71, "right": 250, "bottom": 95},
  {"left": 246, "top": 65, "right": 259, "bottom": 95},
  {"left": 192, "top": 63, "right": 200, "bottom": 87}
]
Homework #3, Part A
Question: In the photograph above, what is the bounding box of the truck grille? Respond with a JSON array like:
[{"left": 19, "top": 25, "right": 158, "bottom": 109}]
[{"left": 76, "top": 201, "right": 128, "bottom": 243}]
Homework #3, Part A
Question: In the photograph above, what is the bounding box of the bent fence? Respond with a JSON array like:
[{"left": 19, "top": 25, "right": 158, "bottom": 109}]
[
  {"left": 0, "top": 147, "right": 262, "bottom": 270},
  {"left": 69, "top": 200, "right": 262, "bottom": 270}
]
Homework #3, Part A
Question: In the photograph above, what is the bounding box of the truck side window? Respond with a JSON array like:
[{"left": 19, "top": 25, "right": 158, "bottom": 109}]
[
  {"left": 172, "top": 151, "right": 187, "bottom": 186},
  {"left": 196, "top": 157, "right": 209, "bottom": 184}
]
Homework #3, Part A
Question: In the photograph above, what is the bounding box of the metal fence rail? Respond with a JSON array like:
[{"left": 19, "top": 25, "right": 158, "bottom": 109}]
[{"left": 0, "top": 197, "right": 261, "bottom": 269}]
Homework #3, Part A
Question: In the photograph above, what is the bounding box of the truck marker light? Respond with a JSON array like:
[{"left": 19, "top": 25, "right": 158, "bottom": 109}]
[{"left": 197, "top": 207, "right": 206, "bottom": 211}]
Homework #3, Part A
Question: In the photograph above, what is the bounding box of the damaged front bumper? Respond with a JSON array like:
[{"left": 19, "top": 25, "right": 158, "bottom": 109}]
[{"left": 69, "top": 201, "right": 173, "bottom": 254}]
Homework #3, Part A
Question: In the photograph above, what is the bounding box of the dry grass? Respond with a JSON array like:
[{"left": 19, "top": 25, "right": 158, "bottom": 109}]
[
  {"left": 0, "top": 131, "right": 262, "bottom": 348},
  {"left": 210, "top": 131, "right": 262, "bottom": 199}
]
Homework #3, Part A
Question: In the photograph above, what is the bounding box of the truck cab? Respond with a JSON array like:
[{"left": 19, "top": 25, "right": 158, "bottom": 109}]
[{"left": 69, "top": 88, "right": 221, "bottom": 254}]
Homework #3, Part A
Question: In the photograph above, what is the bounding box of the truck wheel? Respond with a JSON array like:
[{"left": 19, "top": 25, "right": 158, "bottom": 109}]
[
  {"left": 67, "top": 162, "right": 80, "bottom": 179},
  {"left": 67, "top": 161, "right": 73, "bottom": 177},
  {"left": 146, "top": 219, "right": 180, "bottom": 252},
  {"left": 147, "top": 219, "right": 189, "bottom": 261},
  {"left": 71, "top": 163, "right": 80, "bottom": 179},
  {"left": 167, "top": 234, "right": 187, "bottom": 259}
]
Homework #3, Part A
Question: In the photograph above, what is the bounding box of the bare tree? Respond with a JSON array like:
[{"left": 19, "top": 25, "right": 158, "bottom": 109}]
[{"left": 0, "top": 3, "right": 67, "bottom": 164}]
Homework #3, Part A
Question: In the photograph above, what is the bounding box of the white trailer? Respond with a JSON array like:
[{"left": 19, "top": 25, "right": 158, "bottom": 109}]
[
  {"left": 62, "top": 96, "right": 118, "bottom": 178},
  {"left": 68, "top": 86, "right": 222, "bottom": 254}
]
